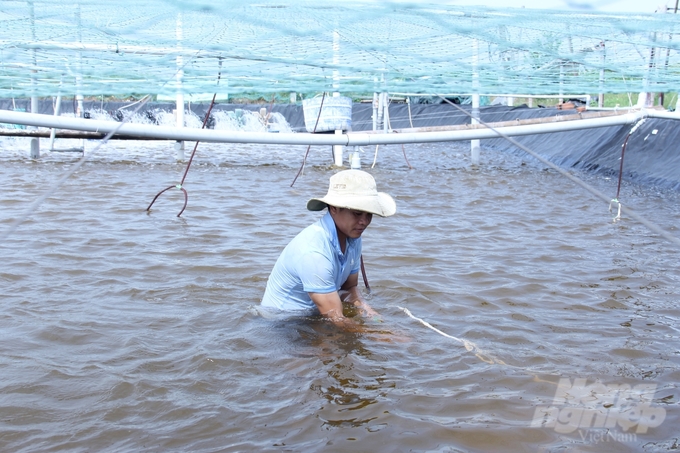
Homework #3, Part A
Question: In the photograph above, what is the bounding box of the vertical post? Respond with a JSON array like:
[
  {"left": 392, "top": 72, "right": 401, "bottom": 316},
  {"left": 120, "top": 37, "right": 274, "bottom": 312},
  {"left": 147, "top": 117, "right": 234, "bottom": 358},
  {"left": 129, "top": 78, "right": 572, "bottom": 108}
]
[
  {"left": 372, "top": 91, "right": 378, "bottom": 131},
  {"left": 663, "top": 2, "right": 678, "bottom": 108},
  {"left": 598, "top": 41, "right": 605, "bottom": 108},
  {"left": 30, "top": 96, "right": 40, "bottom": 159},
  {"left": 377, "top": 89, "right": 384, "bottom": 131},
  {"left": 471, "top": 39, "right": 480, "bottom": 166},
  {"left": 382, "top": 92, "right": 389, "bottom": 133},
  {"left": 332, "top": 29, "right": 343, "bottom": 167},
  {"left": 28, "top": 2, "right": 40, "bottom": 158},
  {"left": 76, "top": 3, "right": 84, "bottom": 152},
  {"left": 559, "top": 61, "right": 564, "bottom": 104},
  {"left": 49, "top": 94, "right": 61, "bottom": 151},
  {"left": 175, "top": 12, "right": 185, "bottom": 160},
  {"left": 638, "top": 11, "right": 658, "bottom": 107}
]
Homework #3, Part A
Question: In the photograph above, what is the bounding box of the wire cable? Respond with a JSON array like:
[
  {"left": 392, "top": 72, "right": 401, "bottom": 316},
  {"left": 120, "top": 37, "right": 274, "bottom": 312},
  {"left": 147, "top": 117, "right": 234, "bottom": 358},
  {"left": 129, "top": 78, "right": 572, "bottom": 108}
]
[{"left": 438, "top": 96, "right": 680, "bottom": 248}]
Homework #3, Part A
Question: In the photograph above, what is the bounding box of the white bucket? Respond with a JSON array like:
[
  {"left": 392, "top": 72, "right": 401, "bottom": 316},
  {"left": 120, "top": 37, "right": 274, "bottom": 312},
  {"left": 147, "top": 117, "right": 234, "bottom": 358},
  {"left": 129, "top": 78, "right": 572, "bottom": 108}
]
[{"left": 302, "top": 96, "right": 352, "bottom": 133}]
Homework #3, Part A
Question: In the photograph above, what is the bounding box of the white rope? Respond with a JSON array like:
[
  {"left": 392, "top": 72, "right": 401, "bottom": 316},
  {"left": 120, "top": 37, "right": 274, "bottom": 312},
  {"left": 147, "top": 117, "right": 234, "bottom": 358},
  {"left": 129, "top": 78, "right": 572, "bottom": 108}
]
[
  {"left": 398, "top": 306, "right": 505, "bottom": 365},
  {"left": 398, "top": 306, "right": 472, "bottom": 349},
  {"left": 371, "top": 144, "right": 379, "bottom": 168}
]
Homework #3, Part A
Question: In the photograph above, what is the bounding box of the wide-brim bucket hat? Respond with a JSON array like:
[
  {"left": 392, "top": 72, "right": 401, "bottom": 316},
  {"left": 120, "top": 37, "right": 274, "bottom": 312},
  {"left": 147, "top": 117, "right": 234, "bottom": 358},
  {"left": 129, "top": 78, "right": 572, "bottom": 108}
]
[{"left": 307, "top": 170, "right": 396, "bottom": 217}]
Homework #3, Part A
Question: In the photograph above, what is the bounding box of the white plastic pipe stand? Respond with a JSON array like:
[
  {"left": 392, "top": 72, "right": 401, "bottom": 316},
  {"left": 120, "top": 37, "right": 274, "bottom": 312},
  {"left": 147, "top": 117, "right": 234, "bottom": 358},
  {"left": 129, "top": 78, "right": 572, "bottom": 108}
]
[
  {"left": 30, "top": 138, "right": 40, "bottom": 159},
  {"left": 350, "top": 152, "right": 361, "bottom": 169},
  {"left": 333, "top": 130, "right": 343, "bottom": 166},
  {"left": 471, "top": 141, "right": 480, "bottom": 166},
  {"left": 175, "top": 140, "right": 185, "bottom": 161}
]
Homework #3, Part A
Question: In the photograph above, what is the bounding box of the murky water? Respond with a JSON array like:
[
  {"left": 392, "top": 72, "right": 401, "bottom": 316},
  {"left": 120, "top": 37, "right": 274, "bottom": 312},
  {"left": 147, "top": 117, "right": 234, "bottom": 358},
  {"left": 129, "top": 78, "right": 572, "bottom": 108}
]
[{"left": 1, "top": 133, "right": 679, "bottom": 452}]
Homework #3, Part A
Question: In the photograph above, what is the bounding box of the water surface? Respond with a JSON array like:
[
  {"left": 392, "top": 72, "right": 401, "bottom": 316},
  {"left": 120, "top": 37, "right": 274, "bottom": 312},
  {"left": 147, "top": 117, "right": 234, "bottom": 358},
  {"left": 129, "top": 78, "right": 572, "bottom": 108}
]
[{"left": 1, "top": 135, "right": 679, "bottom": 452}]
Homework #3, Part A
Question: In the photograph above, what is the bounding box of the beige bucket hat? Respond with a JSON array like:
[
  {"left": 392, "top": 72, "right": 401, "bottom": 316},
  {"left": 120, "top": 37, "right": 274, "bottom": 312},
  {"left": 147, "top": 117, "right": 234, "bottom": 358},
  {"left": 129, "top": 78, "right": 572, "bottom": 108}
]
[{"left": 307, "top": 170, "right": 396, "bottom": 217}]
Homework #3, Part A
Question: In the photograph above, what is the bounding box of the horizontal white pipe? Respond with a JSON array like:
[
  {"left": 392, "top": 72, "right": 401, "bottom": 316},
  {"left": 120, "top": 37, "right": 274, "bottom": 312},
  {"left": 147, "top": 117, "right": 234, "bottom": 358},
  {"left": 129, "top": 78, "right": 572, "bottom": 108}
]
[{"left": 1, "top": 109, "right": 678, "bottom": 146}]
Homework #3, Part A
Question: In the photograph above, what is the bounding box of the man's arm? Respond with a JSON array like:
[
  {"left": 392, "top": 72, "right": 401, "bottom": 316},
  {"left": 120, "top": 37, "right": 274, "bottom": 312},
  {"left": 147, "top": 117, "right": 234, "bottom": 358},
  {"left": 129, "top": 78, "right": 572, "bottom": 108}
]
[
  {"left": 308, "top": 273, "right": 378, "bottom": 327},
  {"left": 308, "top": 291, "right": 359, "bottom": 329},
  {"left": 309, "top": 281, "right": 407, "bottom": 341}
]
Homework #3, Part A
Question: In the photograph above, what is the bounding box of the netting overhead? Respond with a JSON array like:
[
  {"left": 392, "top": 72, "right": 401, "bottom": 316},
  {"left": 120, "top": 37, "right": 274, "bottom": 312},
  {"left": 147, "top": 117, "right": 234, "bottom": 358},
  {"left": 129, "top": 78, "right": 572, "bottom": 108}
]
[{"left": 1, "top": 1, "right": 679, "bottom": 100}]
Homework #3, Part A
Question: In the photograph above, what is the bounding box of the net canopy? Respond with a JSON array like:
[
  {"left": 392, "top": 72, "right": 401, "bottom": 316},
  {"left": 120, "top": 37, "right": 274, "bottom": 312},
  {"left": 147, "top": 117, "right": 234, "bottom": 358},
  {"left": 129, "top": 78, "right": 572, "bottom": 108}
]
[{"left": 1, "top": 1, "right": 679, "bottom": 101}]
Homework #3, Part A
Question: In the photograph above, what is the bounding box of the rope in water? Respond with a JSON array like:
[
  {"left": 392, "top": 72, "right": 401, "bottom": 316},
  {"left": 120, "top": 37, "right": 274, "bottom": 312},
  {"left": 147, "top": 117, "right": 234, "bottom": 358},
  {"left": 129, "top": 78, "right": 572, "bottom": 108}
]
[
  {"left": 438, "top": 97, "right": 680, "bottom": 249},
  {"left": 398, "top": 306, "right": 506, "bottom": 365}
]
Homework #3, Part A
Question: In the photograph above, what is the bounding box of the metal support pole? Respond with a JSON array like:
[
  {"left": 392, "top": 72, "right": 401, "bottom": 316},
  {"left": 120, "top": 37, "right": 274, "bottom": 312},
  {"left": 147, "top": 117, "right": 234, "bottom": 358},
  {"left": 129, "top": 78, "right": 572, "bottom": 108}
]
[
  {"left": 76, "top": 4, "right": 84, "bottom": 152},
  {"left": 377, "top": 91, "right": 384, "bottom": 130},
  {"left": 372, "top": 92, "right": 378, "bottom": 131},
  {"left": 29, "top": 1, "right": 39, "bottom": 159},
  {"left": 559, "top": 62, "right": 564, "bottom": 104},
  {"left": 598, "top": 41, "right": 605, "bottom": 108},
  {"left": 175, "top": 12, "right": 185, "bottom": 160},
  {"left": 30, "top": 93, "right": 40, "bottom": 159},
  {"left": 382, "top": 92, "right": 389, "bottom": 133},
  {"left": 333, "top": 130, "right": 343, "bottom": 167},
  {"left": 332, "top": 29, "right": 344, "bottom": 166},
  {"left": 471, "top": 39, "right": 480, "bottom": 165},
  {"left": 638, "top": 14, "right": 658, "bottom": 108},
  {"left": 49, "top": 95, "right": 61, "bottom": 150}
]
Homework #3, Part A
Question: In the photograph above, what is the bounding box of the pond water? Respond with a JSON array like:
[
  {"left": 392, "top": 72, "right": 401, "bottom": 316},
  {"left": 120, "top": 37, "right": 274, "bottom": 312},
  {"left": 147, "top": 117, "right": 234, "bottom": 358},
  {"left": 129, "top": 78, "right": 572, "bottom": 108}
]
[{"left": 1, "top": 134, "right": 678, "bottom": 452}]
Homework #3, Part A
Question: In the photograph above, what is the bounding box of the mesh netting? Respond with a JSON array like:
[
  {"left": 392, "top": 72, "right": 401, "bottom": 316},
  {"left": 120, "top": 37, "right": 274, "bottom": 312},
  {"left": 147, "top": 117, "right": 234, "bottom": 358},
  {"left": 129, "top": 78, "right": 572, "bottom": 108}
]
[{"left": 1, "top": 1, "right": 679, "bottom": 100}]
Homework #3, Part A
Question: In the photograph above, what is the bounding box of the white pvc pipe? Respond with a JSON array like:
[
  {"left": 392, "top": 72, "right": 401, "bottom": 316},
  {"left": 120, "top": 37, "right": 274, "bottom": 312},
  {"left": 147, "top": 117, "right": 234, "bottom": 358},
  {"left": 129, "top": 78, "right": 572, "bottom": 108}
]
[
  {"left": 2, "top": 109, "right": 678, "bottom": 146},
  {"left": 175, "top": 13, "right": 185, "bottom": 160},
  {"left": 471, "top": 39, "right": 480, "bottom": 165},
  {"left": 49, "top": 95, "right": 61, "bottom": 150},
  {"left": 372, "top": 92, "right": 378, "bottom": 131}
]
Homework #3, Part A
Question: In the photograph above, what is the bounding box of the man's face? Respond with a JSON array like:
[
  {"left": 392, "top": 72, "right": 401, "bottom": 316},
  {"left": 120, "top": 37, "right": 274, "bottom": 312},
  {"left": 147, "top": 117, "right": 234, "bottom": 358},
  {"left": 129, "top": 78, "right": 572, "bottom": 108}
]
[{"left": 330, "top": 207, "right": 373, "bottom": 239}]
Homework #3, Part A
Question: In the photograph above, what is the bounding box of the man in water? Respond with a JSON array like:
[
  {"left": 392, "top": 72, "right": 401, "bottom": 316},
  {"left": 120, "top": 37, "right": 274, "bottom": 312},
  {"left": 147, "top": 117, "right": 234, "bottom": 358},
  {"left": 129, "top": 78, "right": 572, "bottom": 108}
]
[{"left": 261, "top": 169, "right": 396, "bottom": 328}]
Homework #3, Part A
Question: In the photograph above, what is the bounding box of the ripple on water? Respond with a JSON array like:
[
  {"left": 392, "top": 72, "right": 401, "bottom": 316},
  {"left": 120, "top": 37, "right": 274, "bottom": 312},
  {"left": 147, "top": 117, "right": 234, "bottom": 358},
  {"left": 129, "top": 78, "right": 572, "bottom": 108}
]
[{"left": 1, "top": 140, "right": 679, "bottom": 451}]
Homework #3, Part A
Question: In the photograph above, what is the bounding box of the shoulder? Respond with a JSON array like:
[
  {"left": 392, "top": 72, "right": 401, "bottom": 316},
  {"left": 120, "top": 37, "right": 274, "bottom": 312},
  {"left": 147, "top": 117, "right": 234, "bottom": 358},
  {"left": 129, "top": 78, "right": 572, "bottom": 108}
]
[{"left": 291, "top": 219, "right": 331, "bottom": 249}]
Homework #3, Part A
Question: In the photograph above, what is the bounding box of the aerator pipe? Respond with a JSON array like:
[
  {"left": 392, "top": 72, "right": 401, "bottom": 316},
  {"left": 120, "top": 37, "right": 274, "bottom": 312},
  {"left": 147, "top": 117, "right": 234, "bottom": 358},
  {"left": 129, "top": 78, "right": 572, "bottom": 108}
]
[{"left": 1, "top": 109, "right": 678, "bottom": 146}]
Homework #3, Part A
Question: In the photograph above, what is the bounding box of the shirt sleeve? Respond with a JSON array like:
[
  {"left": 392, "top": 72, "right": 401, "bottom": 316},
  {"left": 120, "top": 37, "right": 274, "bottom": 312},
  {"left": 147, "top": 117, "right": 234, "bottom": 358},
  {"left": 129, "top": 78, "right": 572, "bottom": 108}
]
[{"left": 295, "top": 250, "right": 337, "bottom": 294}]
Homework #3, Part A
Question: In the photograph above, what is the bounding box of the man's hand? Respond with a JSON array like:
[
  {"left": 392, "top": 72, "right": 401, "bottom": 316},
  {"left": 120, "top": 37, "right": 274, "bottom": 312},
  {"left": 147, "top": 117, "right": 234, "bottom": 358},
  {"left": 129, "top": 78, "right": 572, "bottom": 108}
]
[{"left": 339, "top": 273, "right": 381, "bottom": 319}]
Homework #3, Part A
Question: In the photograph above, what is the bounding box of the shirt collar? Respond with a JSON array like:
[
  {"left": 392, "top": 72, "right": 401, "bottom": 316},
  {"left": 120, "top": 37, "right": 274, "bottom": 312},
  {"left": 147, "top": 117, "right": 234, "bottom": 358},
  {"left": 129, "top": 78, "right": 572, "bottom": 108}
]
[{"left": 320, "top": 210, "right": 355, "bottom": 259}]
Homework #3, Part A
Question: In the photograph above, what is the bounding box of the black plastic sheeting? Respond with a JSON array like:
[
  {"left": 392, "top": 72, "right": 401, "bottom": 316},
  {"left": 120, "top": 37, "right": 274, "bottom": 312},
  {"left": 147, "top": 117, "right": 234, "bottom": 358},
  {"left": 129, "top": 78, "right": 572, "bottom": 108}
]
[{"left": 2, "top": 99, "right": 678, "bottom": 191}]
